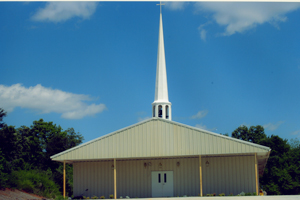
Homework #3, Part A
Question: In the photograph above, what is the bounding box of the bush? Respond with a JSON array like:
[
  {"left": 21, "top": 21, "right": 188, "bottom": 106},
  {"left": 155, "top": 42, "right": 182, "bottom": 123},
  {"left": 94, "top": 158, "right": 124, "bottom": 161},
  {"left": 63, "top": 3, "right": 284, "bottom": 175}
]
[
  {"left": 55, "top": 196, "right": 69, "bottom": 200},
  {"left": 109, "top": 194, "right": 114, "bottom": 199},
  {"left": 100, "top": 196, "right": 105, "bottom": 199},
  {"left": 237, "top": 192, "right": 245, "bottom": 196},
  {"left": 218, "top": 193, "right": 225, "bottom": 196},
  {"left": 10, "top": 170, "right": 61, "bottom": 198}
]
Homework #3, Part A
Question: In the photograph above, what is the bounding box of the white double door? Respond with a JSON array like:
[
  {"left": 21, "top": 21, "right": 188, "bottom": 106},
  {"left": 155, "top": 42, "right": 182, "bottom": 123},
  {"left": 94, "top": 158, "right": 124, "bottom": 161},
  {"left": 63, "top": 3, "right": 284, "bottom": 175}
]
[{"left": 151, "top": 171, "right": 174, "bottom": 197}]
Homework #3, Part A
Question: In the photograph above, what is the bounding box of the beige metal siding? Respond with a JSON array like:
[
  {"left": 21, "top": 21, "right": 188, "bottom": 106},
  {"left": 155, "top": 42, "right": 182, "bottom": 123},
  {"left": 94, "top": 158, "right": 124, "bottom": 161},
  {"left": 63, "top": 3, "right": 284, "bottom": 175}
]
[
  {"left": 73, "top": 155, "right": 255, "bottom": 198},
  {"left": 52, "top": 118, "right": 270, "bottom": 162},
  {"left": 73, "top": 161, "right": 114, "bottom": 198},
  {"left": 73, "top": 157, "right": 199, "bottom": 198},
  {"left": 202, "top": 155, "right": 255, "bottom": 195}
]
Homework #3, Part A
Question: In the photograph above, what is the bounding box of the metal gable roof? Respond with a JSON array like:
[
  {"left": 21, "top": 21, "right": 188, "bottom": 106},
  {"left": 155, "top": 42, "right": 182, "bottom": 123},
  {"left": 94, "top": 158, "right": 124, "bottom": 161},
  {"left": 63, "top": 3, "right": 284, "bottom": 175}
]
[{"left": 51, "top": 118, "right": 270, "bottom": 162}]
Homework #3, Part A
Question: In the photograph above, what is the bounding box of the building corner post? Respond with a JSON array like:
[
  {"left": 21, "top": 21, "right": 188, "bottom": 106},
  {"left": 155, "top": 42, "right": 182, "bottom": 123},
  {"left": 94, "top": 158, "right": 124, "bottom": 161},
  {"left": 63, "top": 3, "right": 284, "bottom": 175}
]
[
  {"left": 199, "top": 155, "right": 203, "bottom": 197},
  {"left": 114, "top": 158, "right": 117, "bottom": 199},
  {"left": 63, "top": 160, "right": 66, "bottom": 198},
  {"left": 255, "top": 153, "right": 259, "bottom": 195}
]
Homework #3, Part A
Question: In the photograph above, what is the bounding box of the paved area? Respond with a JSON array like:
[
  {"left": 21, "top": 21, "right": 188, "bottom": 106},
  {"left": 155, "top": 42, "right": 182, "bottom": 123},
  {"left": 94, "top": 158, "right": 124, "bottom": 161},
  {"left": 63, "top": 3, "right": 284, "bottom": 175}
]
[
  {"left": 135, "top": 196, "right": 300, "bottom": 200},
  {"left": 73, "top": 196, "right": 300, "bottom": 200}
]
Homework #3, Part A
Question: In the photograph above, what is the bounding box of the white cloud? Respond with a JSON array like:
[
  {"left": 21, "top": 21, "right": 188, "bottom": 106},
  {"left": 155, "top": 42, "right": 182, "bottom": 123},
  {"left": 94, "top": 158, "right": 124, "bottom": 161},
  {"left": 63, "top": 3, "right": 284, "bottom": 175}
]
[
  {"left": 0, "top": 84, "right": 106, "bottom": 119},
  {"left": 198, "top": 21, "right": 211, "bottom": 41},
  {"left": 164, "top": 2, "right": 188, "bottom": 11},
  {"left": 191, "top": 110, "right": 208, "bottom": 119},
  {"left": 240, "top": 123, "right": 251, "bottom": 128},
  {"left": 136, "top": 111, "right": 151, "bottom": 122},
  {"left": 263, "top": 121, "right": 284, "bottom": 131},
  {"left": 195, "top": 123, "right": 208, "bottom": 130},
  {"left": 31, "top": 2, "right": 98, "bottom": 22},
  {"left": 195, "top": 2, "right": 300, "bottom": 36},
  {"left": 195, "top": 123, "right": 216, "bottom": 132},
  {"left": 200, "top": 29, "right": 207, "bottom": 41},
  {"left": 291, "top": 130, "right": 300, "bottom": 136},
  {"left": 138, "top": 116, "right": 151, "bottom": 122}
]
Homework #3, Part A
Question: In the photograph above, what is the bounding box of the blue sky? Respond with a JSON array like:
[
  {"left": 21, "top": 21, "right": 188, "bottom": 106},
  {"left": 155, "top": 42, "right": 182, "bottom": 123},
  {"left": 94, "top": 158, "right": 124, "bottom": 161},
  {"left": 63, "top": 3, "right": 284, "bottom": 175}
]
[{"left": 1, "top": 2, "right": 300, "bottom": 143}]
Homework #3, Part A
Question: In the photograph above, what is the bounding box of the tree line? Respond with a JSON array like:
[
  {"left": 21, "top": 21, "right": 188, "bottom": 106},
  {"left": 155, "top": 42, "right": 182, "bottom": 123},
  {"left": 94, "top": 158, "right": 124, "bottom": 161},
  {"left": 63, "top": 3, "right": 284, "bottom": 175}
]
[
  {"left": 1, "top": 107, "right": 300, "bottom": 197},
  {"left": 0, "top": 108, "right": 83, "bottom": 198}
]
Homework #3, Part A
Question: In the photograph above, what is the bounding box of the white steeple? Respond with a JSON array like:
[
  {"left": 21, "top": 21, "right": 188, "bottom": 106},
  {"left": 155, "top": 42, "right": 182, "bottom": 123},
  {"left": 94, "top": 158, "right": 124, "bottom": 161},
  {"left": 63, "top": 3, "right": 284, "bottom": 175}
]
[{"left": 152, "top": 6, "right": 172, "bottom": 120}]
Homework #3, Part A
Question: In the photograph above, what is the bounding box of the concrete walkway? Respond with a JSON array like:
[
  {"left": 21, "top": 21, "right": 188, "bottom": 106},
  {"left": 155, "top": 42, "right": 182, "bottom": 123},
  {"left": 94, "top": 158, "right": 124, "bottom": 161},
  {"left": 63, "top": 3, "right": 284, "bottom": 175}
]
[
  {"left": 123, "top": 196, "right": 300, "bottom": 200},
  {"left": 74, "top": 196, "right": 300, "bottom": 200}
]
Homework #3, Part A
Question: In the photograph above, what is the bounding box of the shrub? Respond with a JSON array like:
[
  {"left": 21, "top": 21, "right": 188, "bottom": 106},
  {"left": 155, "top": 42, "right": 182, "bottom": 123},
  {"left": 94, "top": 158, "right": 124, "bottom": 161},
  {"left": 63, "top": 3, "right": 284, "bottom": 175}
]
[
  {"left": 91, "top": 196, "right": 98, "bottom": 199},
  {"left": 11, "top": 170, "right": 60, "bottom": 198},
  {"left": 54, "top": 196, "right": 69, "bottom": 200},
  {"left": 218, "top": 193, "right": 225, "bottom": 196},
  {"left": 100, "top": 196, "right": 105, "bottom": 199},
  {"left": 237, "top": 192, "right": 245, "bottom": 196},
  {"left": 109, "top": 194, "right": 114, "bottom": 199}
]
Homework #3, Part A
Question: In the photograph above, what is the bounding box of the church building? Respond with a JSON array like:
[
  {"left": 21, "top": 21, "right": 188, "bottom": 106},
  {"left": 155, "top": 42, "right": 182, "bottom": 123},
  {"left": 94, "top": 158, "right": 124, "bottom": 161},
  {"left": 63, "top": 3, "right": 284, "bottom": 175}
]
[{"left": 51, "top": 8, "right": 271, "bottom": 198}]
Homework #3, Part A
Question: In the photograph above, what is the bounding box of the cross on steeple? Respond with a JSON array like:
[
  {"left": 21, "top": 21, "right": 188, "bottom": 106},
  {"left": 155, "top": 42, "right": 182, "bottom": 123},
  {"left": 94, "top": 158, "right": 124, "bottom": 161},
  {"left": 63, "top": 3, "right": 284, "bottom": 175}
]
[{"left": 156, "top": 1, "right": 165, "bottom": 14}]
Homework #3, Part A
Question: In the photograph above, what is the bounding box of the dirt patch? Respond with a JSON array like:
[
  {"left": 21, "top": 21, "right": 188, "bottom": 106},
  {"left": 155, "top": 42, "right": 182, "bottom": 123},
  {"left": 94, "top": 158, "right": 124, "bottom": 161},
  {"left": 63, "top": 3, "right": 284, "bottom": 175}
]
[{"left": 0, "top": 188, "right": 47, "bottom": 200}]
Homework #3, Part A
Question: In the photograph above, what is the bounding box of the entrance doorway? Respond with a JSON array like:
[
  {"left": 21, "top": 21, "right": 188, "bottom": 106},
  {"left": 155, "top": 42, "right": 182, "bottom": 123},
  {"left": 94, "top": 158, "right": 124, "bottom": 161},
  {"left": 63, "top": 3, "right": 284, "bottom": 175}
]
[{"left": 151, "top": 171, "right": 174, "bottom": 197}]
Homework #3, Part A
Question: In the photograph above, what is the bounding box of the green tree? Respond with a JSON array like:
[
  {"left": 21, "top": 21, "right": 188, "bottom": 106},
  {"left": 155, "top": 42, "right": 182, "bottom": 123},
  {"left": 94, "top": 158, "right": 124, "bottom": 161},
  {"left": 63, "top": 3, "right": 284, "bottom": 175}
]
[
  {"left": 248, "top": 125, "right": 266, "bottom": 143},
  {"left": 25, "top": 119, "right": 84, "bottom": 195},
  {"left": 232, "top": 125, "right": 266, "bottom": 143},
  {"left": 0, "top": 116, "right": 84, "bottom": 195},
  {"left": 0, "top": 108, "right": 6, "bottom": 129},
  {"left": 289, "top": 138, "right": 300, "bottom": 149},
  {"left": 0, "top": 148, "right": 9, "bottom": 188},
  {"left": 259, "top": 135, "right": 297, "bottom": 194},
  {"left": 0, "top": 125, "right": 24, "bottom": 171}
]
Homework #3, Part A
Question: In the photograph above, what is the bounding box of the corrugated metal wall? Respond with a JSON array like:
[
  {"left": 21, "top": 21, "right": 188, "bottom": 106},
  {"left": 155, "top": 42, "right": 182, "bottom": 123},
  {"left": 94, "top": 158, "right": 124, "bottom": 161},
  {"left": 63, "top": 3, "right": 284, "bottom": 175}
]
[
  {"left": 73, "top": 155, "right": 256, "bottom": 198},
  {"left": 202, "top": 155, "right": 256, "bottom": 195},
  {"left": 73, "top": 161, "right": 114, "bottom": 198}
]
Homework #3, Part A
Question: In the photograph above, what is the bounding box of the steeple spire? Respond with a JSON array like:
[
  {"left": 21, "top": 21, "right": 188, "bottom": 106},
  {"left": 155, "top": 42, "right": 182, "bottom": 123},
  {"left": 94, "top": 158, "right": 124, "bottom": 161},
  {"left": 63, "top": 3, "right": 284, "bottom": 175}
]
[{"left": 152, "top": 6, "right": 172, "bottom": 120}]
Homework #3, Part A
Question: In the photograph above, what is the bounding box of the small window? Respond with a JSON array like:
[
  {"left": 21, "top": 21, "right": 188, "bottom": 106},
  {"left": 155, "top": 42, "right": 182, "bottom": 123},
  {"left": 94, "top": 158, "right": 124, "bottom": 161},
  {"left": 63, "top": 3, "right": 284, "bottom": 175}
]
[
  {"left": 164, "top": 173, "right": 167, "bottom": 183},
  {"left": 158, "top": 105, "right": 162, "bottom": 118},
  {"left": 166, "top": 106, "right": 169, "bottom": 119},
  {"left": 153, "top": 106, "right": 155, "bottom": 117},
  {"left": 158, "top": 173, "right": 161, "bottom": 183}
]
